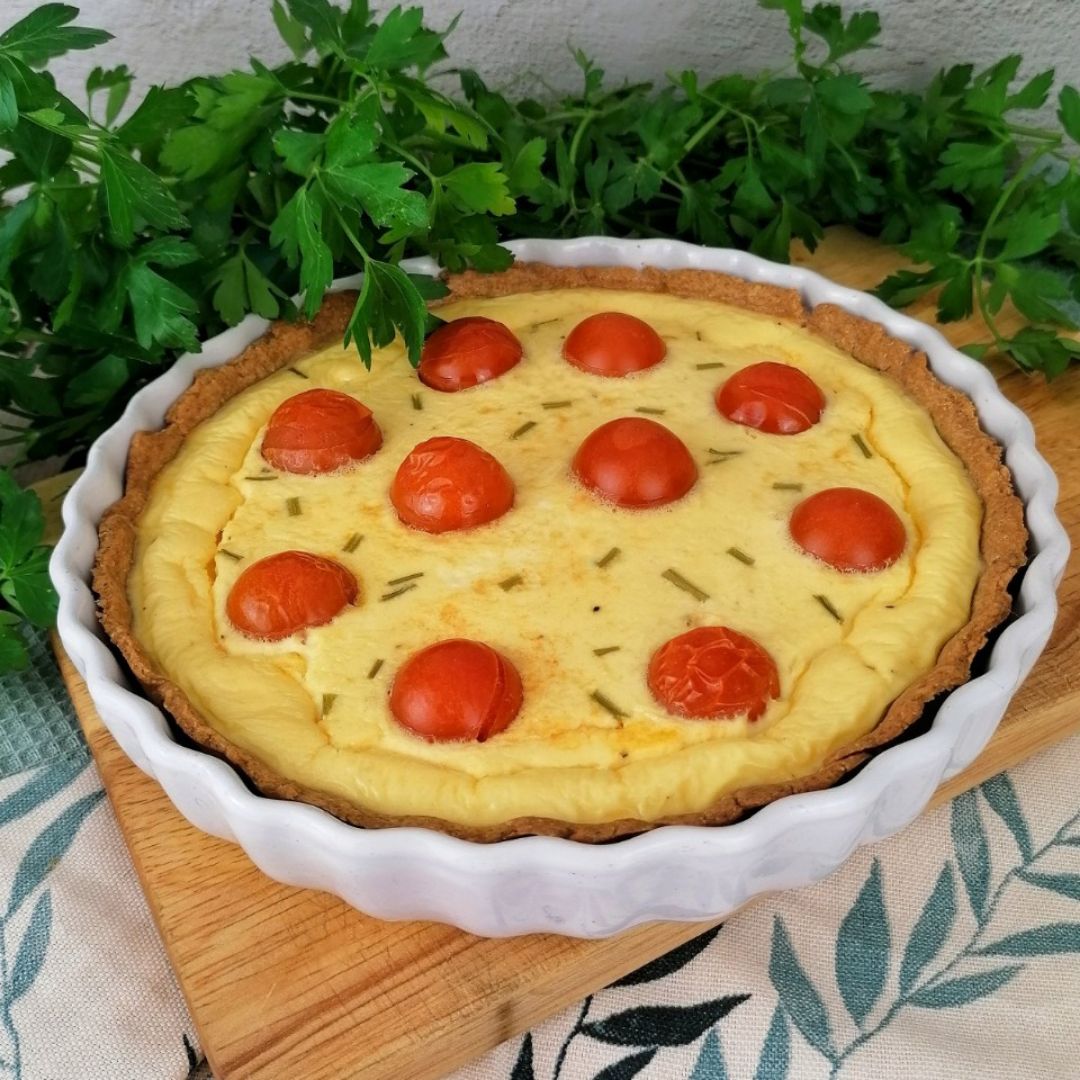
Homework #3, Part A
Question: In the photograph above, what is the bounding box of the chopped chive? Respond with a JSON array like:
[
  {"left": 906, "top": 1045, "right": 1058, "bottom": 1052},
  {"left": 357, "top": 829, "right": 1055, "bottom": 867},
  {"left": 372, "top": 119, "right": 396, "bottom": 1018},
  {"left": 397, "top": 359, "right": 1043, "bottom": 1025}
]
[
  {"left": 596, "top": 546, "right": 622, "bottom": 568},
  {"left": 244, "top": 474, "right": 278, "bottom": 481},
  {"left": 287, "top": 366, "right": 308, "bottom": 379},
  {"left": 321, "top": 693, "right": 337, "bottom": 715},
  {"left": 706, "top": 449, "right": 743, "bottom": 465},
  {"left": 772, "top": 482, "right": 804, "bottom": 491},
  {"left": 387, "top": 571, "right": 423, "bottom": 586},
  {"left": 411, "top": 393, "right": 423, "bottom": 411},
  {"left": 218, "top": 549, "right": 243, "bottom": 561},
  {"left": 593, "top": 646, "right": 621, "bottom": 656},
  {"left": 286, "top": 496, "right": 302, "bottom": 517},
  {"left": 591, "top": 689, "right": 628, "bottom": 720},
  {"left": 696, "top": 361, "right": 726, "bottom": 370},
  {"left": 530, "top": 317, "right": 560, "bottom": 329},
  {"left": 852, "top": 433, "right": 873, "bottom": 459},
  {"left": 499, "top": 573, "right": 524, "bottom": 591},
  {"left": 727, "top": 546, "right": 755, "bottom": 566},
  {"left": 367, "top": 658, "right": 384, "bottom": 679},
  {"left": 342, "top": 533, "right": 363, "bottom": 553},
  {"left": 695, "top": 331, "right": 703, "bottom": 342},
  {"left": 635, "top": 406, "right": 666, "bottom": 415},
  {"left": 511, "top": 420, "right": 537, "bottom": 440},
  {"left": 542, "top": 400, "right": 573, "bottom": 409},
  {"left": 662, "top": 568, "right": 710, "bottom": 601},
  {"left": 380, "top": 583, "right": 418, "bottom": 601},
  {"left": 814, "top": 593, "right": 844, "bottom": 622}
]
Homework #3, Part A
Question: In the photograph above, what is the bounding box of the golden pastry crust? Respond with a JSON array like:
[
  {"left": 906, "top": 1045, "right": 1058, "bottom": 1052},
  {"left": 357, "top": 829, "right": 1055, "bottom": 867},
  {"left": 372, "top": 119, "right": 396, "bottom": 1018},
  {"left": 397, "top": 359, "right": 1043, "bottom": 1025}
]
[{"left": 94, "top": 265, "right": 1028, "bottom": 842}]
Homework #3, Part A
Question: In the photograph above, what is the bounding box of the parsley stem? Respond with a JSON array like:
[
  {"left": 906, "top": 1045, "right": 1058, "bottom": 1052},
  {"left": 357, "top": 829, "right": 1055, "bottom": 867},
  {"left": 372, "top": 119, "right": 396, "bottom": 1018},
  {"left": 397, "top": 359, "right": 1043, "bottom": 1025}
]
[
  {"left": 1005, "top": 122, "right": 1061, "bottom": 144},
  {"left": 290, "top": 90, "right": 347, "bottom": 108},
  {"left": 972, "top": 149, "right": 1049, "bottom": 352},
  {"left": 322, "top": 179, "right": 371, "bottom": 264},
  {"left": 683, "top": 107, "right": 728, "bottom": 155}
]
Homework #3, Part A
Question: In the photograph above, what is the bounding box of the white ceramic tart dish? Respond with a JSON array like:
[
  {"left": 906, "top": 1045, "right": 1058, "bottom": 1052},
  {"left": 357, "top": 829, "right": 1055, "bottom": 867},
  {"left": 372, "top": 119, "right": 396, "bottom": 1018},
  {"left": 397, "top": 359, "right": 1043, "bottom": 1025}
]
[{"left": 53, "top": 239, "right": 1068, "bottom": 938}]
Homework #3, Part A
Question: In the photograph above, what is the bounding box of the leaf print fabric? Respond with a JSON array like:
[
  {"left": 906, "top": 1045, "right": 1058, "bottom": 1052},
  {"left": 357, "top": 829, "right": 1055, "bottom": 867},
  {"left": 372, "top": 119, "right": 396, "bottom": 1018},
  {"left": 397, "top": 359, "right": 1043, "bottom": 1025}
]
[
  {"left": 450, "top": 734, "right": 1080, "bottom": 1080},
  {"left": 0, "top": 761, "right": 200, "bottom": 1080}
]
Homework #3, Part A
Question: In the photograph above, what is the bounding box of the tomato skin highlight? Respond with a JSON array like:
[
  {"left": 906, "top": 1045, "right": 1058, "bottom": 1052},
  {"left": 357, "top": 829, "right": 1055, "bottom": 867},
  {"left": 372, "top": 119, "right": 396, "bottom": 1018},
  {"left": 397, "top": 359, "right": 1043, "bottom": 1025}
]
[
  {"left": 648, "top": 626, "right": 780, "bottom": 721},
  {"left": 261, "top": 389, "right": 382, "bottom": 474},
  {"left": 716, "top": 361, "right": 825, "bottom": 435},
  {"left": 226, "top": 551, "right": 358, "bottom": 641},
  {"left": 389, "top": 638, "right": 523, "bottom": 741},
  {"left": 563, "top": 312, "right": 667, "bottom": 377},
  {"left": 391, "top": 436, "right": 515, "bottom": 533},
  {"left": 790, "top": 487, "right": 906, "bottom": 572},
  {"left": 418, "top": 317, "right": 523, "bottom": 392},
  {"left": 572, "top": 417, "right": 697, "bottom": 509}
]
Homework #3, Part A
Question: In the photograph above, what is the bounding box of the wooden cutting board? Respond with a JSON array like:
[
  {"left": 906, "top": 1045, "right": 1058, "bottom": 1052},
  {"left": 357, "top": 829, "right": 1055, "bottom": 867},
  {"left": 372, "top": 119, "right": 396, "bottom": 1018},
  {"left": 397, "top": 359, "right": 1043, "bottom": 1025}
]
[{"left": 53, "top": 230, "right": 1079, "bottom": 1080}]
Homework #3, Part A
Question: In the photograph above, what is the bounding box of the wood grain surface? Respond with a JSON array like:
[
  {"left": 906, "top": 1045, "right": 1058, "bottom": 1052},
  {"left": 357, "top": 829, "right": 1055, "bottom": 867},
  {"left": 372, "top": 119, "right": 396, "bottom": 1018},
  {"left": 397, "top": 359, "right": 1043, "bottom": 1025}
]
[{"left": 55, "top": 230, "right": 1079, "bottom": 1080}]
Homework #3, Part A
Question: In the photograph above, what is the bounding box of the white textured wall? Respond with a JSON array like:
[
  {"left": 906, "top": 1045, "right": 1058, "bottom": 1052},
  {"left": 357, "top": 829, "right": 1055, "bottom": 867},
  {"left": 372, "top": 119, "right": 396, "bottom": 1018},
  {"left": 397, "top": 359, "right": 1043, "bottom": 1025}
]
[{"left": 7, "top": 0, "right": 1080, "bottom": 112}]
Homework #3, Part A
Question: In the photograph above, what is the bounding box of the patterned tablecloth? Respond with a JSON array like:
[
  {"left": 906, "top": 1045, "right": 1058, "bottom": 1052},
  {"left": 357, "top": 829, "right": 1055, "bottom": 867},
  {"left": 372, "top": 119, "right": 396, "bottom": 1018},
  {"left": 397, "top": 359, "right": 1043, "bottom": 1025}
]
[{"left": 1, "top": 629, "right": 1077, "bottom": 1080}]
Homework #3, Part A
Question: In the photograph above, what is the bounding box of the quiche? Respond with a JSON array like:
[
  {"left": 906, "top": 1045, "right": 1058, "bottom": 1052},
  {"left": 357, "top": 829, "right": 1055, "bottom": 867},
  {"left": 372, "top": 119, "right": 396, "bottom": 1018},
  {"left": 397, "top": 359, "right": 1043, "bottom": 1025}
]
[{"left": 94, "top": 264, "right": 1027, "bottom": 842}]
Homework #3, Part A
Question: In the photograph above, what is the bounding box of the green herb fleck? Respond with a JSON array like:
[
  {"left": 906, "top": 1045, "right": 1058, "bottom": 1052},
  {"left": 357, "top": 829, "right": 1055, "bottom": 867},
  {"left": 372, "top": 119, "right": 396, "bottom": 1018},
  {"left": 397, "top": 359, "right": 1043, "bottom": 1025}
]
[
  {"left": 511, "top": 420, "right": 537, "bottom": 439},
  {"left": 387, "top": 571, "right": 423, "bottom": 586},
  {"left": 411, "top": 393, "right": 423, "bottom": 411},
  {"left": 380, "top": 583, "right": 418, "bottom": 601},
  {"left": 727, "top": 546, "right": 755, "bottom": 566},
  {"left": 696, "top": 362, "right": 726, "bottom": 370},
  {"left": 591, "top": 690, "right": 628, "bottom": 720},
  {"left": 288, "top": 367, "right": 309, "bottom": 379},
  {"left": 286, "top": 496, "right": 302, "bottom": 517},
  {"left": 218, "top": 548, "right": 243, "bottom": 561},
  {"left": 321, "top": 693, "right": 337, "bottom": 715},
  {"left": 542, "top": 400, "right": 573, "bottom": 409},
  {"left": 499, "top": 573, "right": 524, "bottom": 591},
  {"left": 367, "top": 658, "right": 384, "bottom": 679},
  {"left": 593, "top": 646, "right": 621, "bottom": 656},
  {"left": 596, "top": 547, "right": 621, "bottom": 568},
  {"left": 706, "top": 449, "right": 743, "bottom": 464},
  {"left": 662, "top": 568, "right": 709, "bottom": 601},
  {"left": 342, "top": 533, "right": 363, "bottom": 553},
  {"left": 814, "top": 593, "right": 844, "bottom": 622},
  {"left": 772, "top": 482, "right": 804, "bottom": 491},
  {"left": 244, "top": 475, "right": 278, "bottom": 481},
  {"left": 635, "top": 406, "right": 666, "bottom": 415},
  {"left": 852, "top": 433, "right": 873, "bottom": 458}
]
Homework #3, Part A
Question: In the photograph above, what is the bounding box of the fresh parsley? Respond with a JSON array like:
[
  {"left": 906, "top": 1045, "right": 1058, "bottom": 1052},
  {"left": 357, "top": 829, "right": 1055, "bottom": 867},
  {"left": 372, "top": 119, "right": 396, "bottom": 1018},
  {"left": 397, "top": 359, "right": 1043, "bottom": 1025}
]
[
  {"left": 1, "top": 0, "right": 1079, "bottom": 668},
  {"left": 0, "top": 471, "right": 57, "bottom": 670}
]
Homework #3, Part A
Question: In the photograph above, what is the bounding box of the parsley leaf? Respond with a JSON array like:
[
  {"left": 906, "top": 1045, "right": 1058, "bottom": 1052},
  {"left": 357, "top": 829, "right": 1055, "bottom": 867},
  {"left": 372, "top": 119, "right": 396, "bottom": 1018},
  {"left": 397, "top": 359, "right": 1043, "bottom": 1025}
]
[
  {"left": 271, "top": 186, "right": 333, "bottom": 318},
  {"left": 0, "top": 471, "right": 56, "bottom": 641},
  {"left": 0, "top": 4, "right": 111, "bottom": 65}
]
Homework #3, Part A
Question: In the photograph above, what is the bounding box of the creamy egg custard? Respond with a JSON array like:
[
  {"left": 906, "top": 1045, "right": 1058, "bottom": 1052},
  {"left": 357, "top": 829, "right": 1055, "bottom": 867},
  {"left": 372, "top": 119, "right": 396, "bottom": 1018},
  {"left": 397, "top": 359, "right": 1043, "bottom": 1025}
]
[{"left": 98, "top": 266, "right": 1026, "bottom": 841}]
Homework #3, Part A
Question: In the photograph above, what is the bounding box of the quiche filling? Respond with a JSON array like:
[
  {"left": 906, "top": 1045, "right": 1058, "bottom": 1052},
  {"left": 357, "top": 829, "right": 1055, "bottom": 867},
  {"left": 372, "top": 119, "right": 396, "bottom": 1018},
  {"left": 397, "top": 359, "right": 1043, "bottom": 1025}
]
[{"left": 127, "top": 286, "right": 983, "bottom": 828}]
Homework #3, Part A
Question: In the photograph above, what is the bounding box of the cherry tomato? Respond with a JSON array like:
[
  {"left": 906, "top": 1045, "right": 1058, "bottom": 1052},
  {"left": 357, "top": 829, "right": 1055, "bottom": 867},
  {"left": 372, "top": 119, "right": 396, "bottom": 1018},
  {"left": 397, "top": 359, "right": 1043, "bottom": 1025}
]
[
  {"left": 389, "top": 638, "right": 523, "bottom": 741},
  {"left": 716, "top": 362, "right": 825, "bottom": 435},
  {"left": 648, "top": 626, "right": 780, "bottom": 721},
  {"left": 226, "top": 551, "right": 358, "bottom": 641},
  {"left": 572, "top": 417, "right": 697, "bottom": 509},
  {"left": 262, "top": 389, "right": 382, "bottom": 474},
  {"left": 563, "top": 312, "right": 666, "bottom": 377},
  {"left": 391, "top": 436, "right": 515, "bottom": 533},
  {"left": 790, "top": 487, "right": 906, "bottom": 572},
  {"left": 418, "top": 317, "right": 523, "bottom": 392}
]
